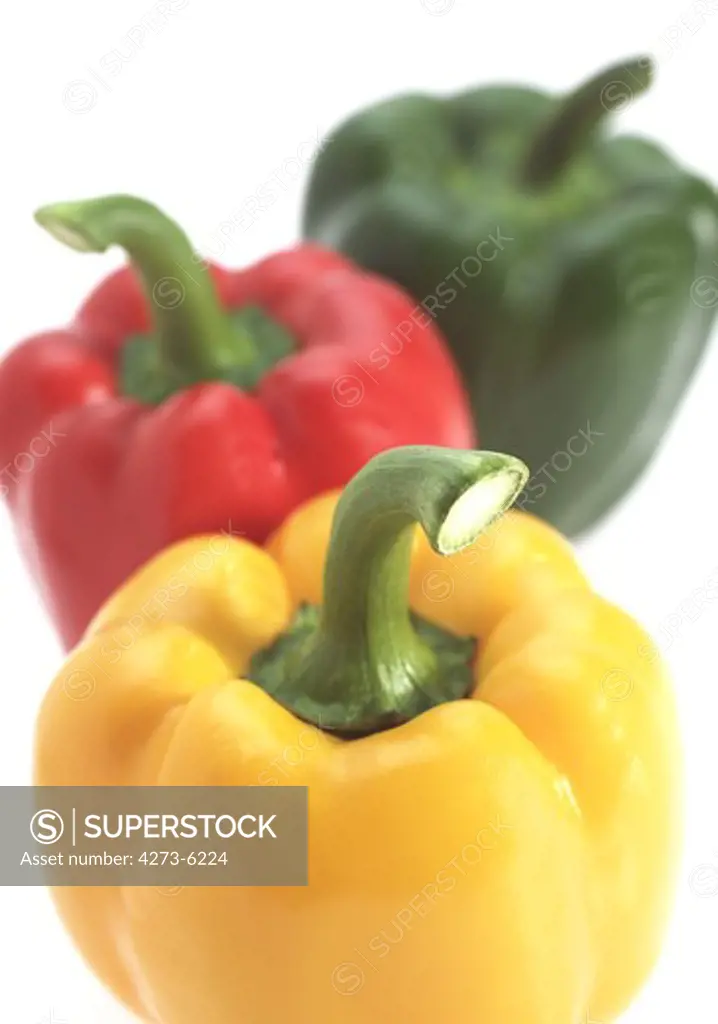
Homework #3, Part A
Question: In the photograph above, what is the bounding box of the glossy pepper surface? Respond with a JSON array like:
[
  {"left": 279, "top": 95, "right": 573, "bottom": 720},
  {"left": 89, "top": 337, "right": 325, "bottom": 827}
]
[
  {"left": 303, "top": 56, "right": 718, "bottom": 535},
  {"left": 36, "top": 444, "right": 680, "bottom": 1024},
  {"left": 0, "top": 195, "right": 473, "bottom": 649}
]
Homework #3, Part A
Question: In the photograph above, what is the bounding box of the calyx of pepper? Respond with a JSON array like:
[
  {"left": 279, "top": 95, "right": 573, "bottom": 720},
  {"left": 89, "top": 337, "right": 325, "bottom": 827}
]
[
  {"left": 34, "top": 194, "right": 295, "bottom": 403},
  {"left": 249, "top": 445, "right": 529, "bottom": 737}
]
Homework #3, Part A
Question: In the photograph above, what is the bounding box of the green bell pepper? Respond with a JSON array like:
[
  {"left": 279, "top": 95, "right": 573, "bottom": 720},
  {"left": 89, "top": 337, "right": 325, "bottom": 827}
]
[{"left": 302, "top": 56, "right": 718, "bottom": 536}]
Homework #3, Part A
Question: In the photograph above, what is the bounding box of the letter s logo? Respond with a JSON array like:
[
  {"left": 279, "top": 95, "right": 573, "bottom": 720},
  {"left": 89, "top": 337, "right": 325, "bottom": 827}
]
[{"left": 31, "top": 809, "right": 65, "bottom": 845}]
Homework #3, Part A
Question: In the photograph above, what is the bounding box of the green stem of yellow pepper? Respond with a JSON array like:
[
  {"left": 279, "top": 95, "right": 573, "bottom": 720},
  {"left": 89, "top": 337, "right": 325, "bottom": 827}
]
[{"left": 257, "top": 445, "right": 528, "bottom": 736}]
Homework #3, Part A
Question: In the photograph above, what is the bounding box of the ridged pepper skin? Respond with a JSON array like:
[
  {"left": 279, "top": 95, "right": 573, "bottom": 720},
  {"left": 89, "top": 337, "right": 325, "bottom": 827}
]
[
  {"left": 36, "top": 445, "right": 680, "bottom": 1024},
  {"left": 0, "top": 195, "right": 473, "bottom": 649},
  {"left": 302, "top": 56, "right": 718, "bottom": 535}
]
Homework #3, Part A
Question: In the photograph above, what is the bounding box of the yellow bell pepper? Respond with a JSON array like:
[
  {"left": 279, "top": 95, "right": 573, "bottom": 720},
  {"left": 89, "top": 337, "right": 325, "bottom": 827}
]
[{"left": 35, "top": 446, "right": 680, "bottom": 1024}]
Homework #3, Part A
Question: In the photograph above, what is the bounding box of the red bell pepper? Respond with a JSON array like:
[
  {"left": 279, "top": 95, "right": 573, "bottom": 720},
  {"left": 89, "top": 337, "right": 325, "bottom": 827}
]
[{"left": 0, "top": 195, "right": 474, "bottom": 650}]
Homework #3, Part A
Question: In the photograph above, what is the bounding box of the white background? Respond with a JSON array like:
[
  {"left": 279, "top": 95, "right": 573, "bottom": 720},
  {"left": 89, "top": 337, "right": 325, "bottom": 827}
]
[{"left": 1, "top": 0, "right": 717, "bottom": 1020}]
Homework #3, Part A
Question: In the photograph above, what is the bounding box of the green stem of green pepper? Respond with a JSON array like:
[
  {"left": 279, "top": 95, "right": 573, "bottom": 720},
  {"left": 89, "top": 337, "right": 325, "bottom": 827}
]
[
  {"left": 34, "top": 195, "right": 249, "bottom": 382},
  {"left": 522, "top": 56, "right": 654, "bottom": 188},
  {"left": 259, "top": 445, "right": 528, "bottom": 736}
]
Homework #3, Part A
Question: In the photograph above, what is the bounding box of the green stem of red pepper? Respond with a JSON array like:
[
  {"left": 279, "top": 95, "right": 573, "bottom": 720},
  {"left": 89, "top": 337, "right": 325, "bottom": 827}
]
[
  {"left": 35, "top": 195, "right": 251, "bottom": 382},
  {"left": 254, "top": 445, "right": 528, "bottom": 736},
  {"left": 522, "top": 55, "right": 653, "bottom": 188}
]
